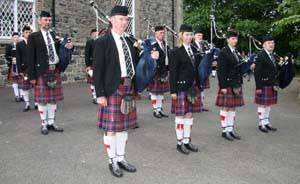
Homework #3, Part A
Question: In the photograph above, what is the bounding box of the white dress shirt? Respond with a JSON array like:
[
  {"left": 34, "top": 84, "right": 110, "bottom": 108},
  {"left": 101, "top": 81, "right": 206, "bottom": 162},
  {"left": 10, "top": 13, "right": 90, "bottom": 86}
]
[
  {"left": 41, "top": 29, "right": 59, "bottom": 64},
  {"left": 112, "top": 31, "right": 135, "bottom": 78}
]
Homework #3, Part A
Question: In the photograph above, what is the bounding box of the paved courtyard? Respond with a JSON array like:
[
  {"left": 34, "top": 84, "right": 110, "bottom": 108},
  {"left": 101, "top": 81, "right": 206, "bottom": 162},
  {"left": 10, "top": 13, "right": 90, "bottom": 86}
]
[{"left": 0, "top": 76, "right": 300, "bottom": 184}]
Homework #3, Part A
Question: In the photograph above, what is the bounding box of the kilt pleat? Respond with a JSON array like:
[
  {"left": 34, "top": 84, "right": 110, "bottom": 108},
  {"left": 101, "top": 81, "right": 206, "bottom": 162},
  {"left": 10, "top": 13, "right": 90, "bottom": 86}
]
[
  {"left": 98, "top": 83, "right": 138, "bottom": 132},
  {"left": 34, "top": 69, "right": 63, "bottom": 103},
  {"left": 171, "top": 83, "right": 202, "bottom": 116},
  {"left": 18, "top": 76, "right": 32, "bottom": 90},
  {"left": 147, "top": 78, "right": 169, "bottom": 94},
  {"left": 254, "top": 86, "right": 278, "bottom": 106},
  {"left": 215, "top": 87, "right": 245, "bottom": 108}
]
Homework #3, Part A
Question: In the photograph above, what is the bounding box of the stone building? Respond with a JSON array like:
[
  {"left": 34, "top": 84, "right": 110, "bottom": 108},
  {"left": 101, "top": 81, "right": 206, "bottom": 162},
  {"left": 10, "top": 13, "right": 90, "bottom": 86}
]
[{"left": 0, "top": 0, "right": 183, "bottom": 87}]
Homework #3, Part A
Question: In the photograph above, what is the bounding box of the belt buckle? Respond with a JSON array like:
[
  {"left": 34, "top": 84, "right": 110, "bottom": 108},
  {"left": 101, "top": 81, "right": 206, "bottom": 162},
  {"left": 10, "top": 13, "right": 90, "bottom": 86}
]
[
  {"left": 123, "top": 78, "right": 131, "bottom": 86},
  {"left": 49, "top": 64, "right": 56, "bottom": 71}
]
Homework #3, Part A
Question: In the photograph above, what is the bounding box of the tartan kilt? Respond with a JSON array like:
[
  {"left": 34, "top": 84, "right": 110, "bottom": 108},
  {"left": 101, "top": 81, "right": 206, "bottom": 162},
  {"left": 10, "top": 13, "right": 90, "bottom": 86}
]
[
  {"left": 254, "top": 86, "right": 278, "bottom": 106},
  {"left": 7, "top": 66, "right": 19, "bottom": 82},
  {"left": 97, "top": 82, "right": 138, "bottom": 132},
  {"left": 34, "top": 69, "right": 63, "bottom": 103},
  {"left": 17, "top": 76, "right": 32, "bottom": 90},
  {"left": 200, "top": 78, "right": 210, "bottom": 90},
  {"left": 216, "top": 87, "right": 245, "bottom": 108},
  {"left": 147, "top": 78, "right": 169, "bottom": 94},
  {"left": 87, "top": 74, "right": 94, "bottom": 85},
  {"left": 171, "top": 84, "right": 203, "bottom": 116}
]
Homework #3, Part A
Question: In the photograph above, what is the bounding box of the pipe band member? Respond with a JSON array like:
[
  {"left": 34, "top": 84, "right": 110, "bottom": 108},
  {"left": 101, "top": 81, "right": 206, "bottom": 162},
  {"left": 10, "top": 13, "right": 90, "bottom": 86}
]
[
  {"left": 216, "top": 30, "right": 244, "bottom": 141},
  {"left": 169, "top": 24, "right": 202, "bottom": 155}
]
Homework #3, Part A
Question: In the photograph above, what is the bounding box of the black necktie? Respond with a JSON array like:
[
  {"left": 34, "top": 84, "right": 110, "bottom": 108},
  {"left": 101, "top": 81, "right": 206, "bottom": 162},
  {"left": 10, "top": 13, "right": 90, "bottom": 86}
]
[
  {"left": 187, "top": 47, "right": 195, "bottom": 66},
  {"left": 46, "top": 32, "right": 55, "bottom": 64},
  {"left": 160, "top": 41, "right": 165, "bottom": 52},
  {"left": 233, "top": 50, "right": 239, "bottom": 62},
  {"left": 270, "top": 53, "right": 276, "bottom": 67},
  {"left": 120, "top": 37, "right": 134, "bottom": 79}
]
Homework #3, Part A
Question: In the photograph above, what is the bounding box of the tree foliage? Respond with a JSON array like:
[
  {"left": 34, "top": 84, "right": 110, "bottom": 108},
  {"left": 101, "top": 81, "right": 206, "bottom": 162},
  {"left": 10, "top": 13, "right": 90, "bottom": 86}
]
[{"left": 183, "top": 0, "right": 300, "bottom": 58}]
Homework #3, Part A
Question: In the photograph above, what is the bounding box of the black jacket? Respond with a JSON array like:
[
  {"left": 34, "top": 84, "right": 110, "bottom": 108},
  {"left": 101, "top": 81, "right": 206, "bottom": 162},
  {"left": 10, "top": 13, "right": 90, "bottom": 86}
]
[
  {"left": 217, "top": 46, "right": 243, "bottom": 89},
  {"left": 5, "top": 43, "right": 17, "bottom": 67},
  {"left": 85, "top": 38, "right": 95, "bottom": 67},
  {"left": 169, "top": 45, "right": 202, "bottom": 94},
  {"left": 93, "top": 33, "right": 139, "bottom": 97},
  {"left": 152, "top": 40, "right": 169, "bottom": 76},
  {"left": 16, "top": 40, "right": 29, "bottom": 73},
  {"left": 27, "top": 31, "right": 61, "bottom": 80},
  {"left": 254, "top": 50, "right": 279, "bottom": 90}
]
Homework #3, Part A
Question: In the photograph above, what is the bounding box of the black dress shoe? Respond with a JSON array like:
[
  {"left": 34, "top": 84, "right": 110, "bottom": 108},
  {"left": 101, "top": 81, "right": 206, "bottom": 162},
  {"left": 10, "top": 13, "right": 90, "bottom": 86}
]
[
  {"left": 258, "top": 126, "right": 268, "bottom": 133},
  {"left": 15, "top": 97, "right": 20, "bottom": 102},
  {"left": 118, "top": 160, "right": 137, "bottom": 172},
  {"left": 109, "top": 162, "right": 123, "bottom": 177},
  {"left": 222, "top": 132, "right": 234, "bottom": 141},
  {"left": 176, "top": 144, "right": 190, "bottom": 155},
  {"left": 229, "top": 131, "right": 241, "bottom": 140},
  {"left": 41, "top": 127, "right": 48, "bottom": 135},
  {"left": 153, "top": 111, "right": 162, "bottom": 118},
  {"left": 202, "top": 108, "right": 209, "bottom": 112},
  {"left": 265, "top": 124, "right": 277, "bottom": 131},
  {"left": 92, "top": 99, "right": 97, "bottom": 104},
  {"left": 184, "top": 142, "right": 199, "bottom": 152},
  {"left": 47, "top": 125, "right": 64, "bottom": 132},
  {"left": 23, "top": 105, "right": 30, "bottom": 112},
  {"left": 158, "top": 110, "right": 169, "bottom": 118}
]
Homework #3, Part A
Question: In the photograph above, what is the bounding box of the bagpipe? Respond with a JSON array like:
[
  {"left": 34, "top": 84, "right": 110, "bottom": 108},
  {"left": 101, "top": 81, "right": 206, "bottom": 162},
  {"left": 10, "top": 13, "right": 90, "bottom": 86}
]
[
  {"left": 274, "top": 53, "right": 295, "bottom": 89},
  {"left": 136, "top": 38, "right": 158, "bottom": 92},
  {"left": 197, "top": 47, "right": 220, "bottom": 85},
  {"left": 58, "top": 33, "right": 73, "bottom": 72}
]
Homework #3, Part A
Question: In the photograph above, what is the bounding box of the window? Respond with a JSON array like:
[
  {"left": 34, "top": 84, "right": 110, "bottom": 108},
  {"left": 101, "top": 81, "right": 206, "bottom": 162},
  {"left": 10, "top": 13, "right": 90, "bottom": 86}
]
[
  {"left": 0, "top": 0, "right": 36, "bottom": 39},
  {"left": 115, "top": 0, "right": 135, "bottom": 36}
]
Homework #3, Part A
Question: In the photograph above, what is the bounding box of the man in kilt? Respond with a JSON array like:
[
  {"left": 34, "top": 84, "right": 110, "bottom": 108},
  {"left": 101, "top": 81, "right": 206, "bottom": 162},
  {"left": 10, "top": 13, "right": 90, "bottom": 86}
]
[
  {"left": 216, "top": 30, "right": 244, "bottom": 141},
  {"left": 27, "top": 11, "right": 73, "bottom": 135},
  {"left": 193, "top": 30, "right": 210, "bottom": 111},
  {"left": 16, "top": 25, "right": 33, "bottom": 112},
  {"left": 254, "top": 35, "right": 278, "bottom": 133},
  {"left": 148, "top": 25, "right": 169, "bottom": 118},
  {"left": 169, "top": 24, "right": 202, "bottom": 155},
  {"left": 93, "top": 6, "right": 159, "bottom": 177},
  {"left": 5, "top": 32, "right": 21, "bottom": 102},
  {"left": 85, "top": 29, "right": 98, "bottom": 104}
]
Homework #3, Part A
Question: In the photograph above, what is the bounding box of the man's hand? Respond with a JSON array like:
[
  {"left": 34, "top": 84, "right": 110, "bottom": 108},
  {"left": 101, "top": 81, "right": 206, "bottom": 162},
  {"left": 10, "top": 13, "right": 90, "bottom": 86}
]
[
  {"left": 171, "top": 93, "right": 177, "bottom": 100},
  {"left": 64, "top": 43, "right": 73, "bottom": 49},
  {"left": 30, "top": 80, "right": 36, "bottom": 85},
  {"left": 256, "top": 89, "right": 262, "bottom": 94},
  {"left": 221, "top": 88, "right": 227, "bottom": 94},
  {"left": 97, "top": 97, "right": 107, "bottom": 106},
  {"left": 151, "top": 51, "right": 159, "bottom": 60}
]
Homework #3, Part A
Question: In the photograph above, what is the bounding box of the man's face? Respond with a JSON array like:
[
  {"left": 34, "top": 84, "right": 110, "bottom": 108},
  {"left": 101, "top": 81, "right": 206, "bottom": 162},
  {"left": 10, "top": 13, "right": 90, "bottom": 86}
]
[
  {"left": 183, "top": 32, "right": 193, "bottom": 44},
  {"left": 23, "top": 30, "right": 31, "bottom": 39},
  {"left": 263, "top": 40, "right": 275, "bottom": 52},
  {"left": 39, "top": 17, "right": 52, "bottom": 30},
  {"left": 110, "top": 15, "right": 128, "bottom": 33},
  {"left": 155, "top": 30, "right": 165, "bottom": 41},
  {"left": 194, "top": 33, "right": 203, "bottom": 41},
  {"left": 12, "top": 35, "right": 19, "bottom": 43},
  {"left": 91, "top": 32, "right": 98, "bottom": 39},
  {"left": 227, "top": 37, "right": 238, "bottom": 47}
]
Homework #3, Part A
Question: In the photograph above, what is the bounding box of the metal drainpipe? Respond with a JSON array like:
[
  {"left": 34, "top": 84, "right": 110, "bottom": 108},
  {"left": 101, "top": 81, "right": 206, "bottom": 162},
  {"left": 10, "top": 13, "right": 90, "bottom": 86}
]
[
  {"left": 171, "top": 0, "right": 175, "bottom": 47},
  {"left": 52, "top": 0, "right": 56, "bottom": 31}
]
